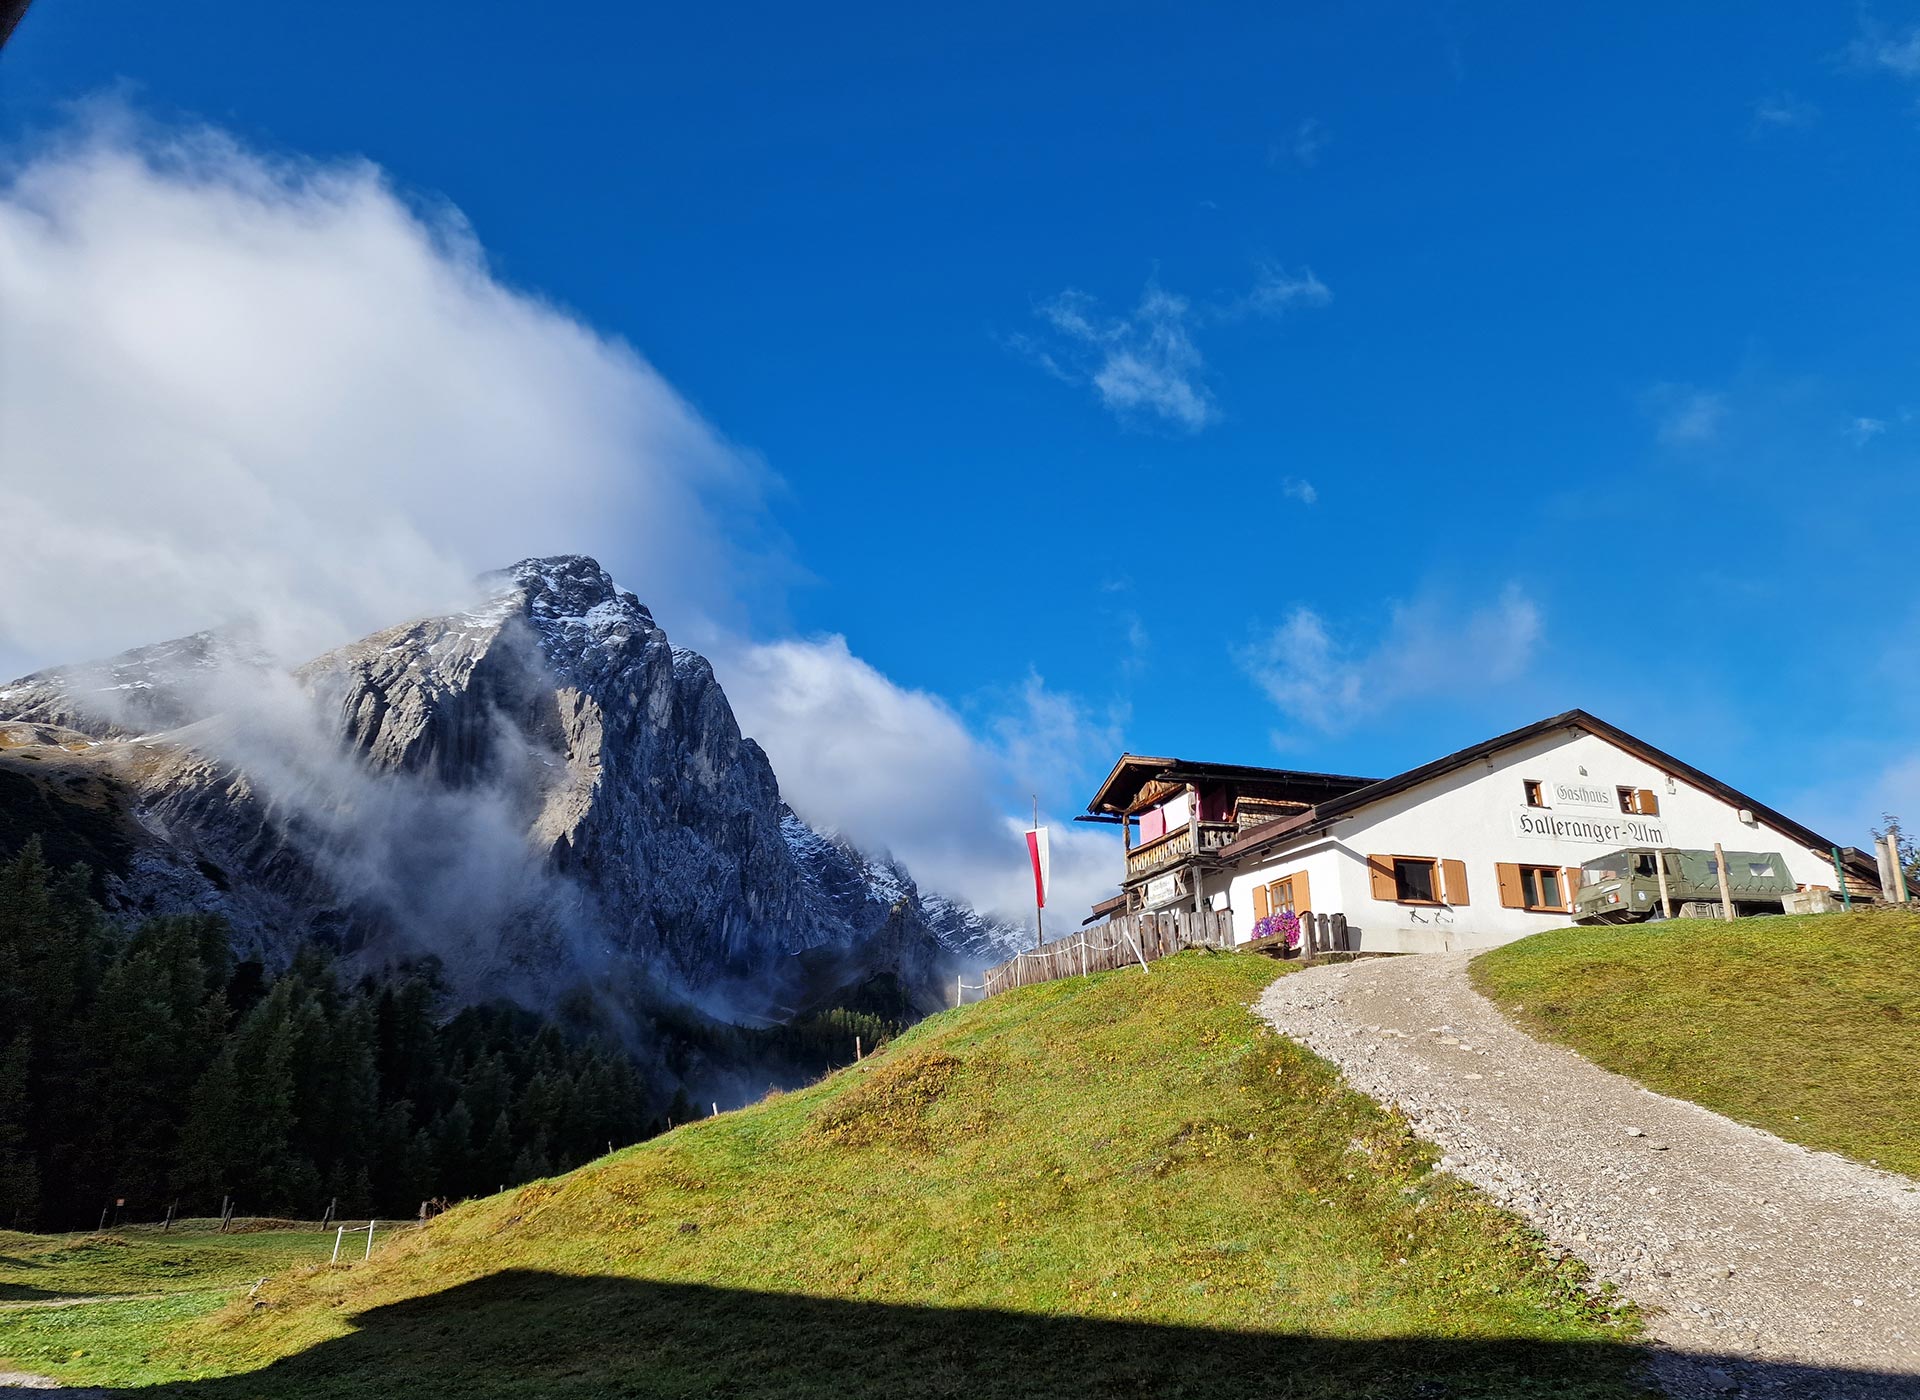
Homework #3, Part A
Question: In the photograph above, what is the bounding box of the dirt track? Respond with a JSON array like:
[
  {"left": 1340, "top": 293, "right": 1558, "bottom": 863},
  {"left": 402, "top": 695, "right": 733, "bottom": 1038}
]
[{"left": 1257, "top": 953, "right": 1920, "bottom": 1398}]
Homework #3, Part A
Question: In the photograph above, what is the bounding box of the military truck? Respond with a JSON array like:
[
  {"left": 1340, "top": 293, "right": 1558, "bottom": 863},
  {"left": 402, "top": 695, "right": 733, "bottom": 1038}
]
[{"left": 1571, "top": 847, "right": 1799, "bottom": 924}]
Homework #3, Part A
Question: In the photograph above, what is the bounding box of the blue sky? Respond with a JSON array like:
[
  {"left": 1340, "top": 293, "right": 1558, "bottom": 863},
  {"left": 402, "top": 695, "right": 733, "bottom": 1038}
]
[{"left": 3, "top": 3, "right": 1916, "bottom": 914}]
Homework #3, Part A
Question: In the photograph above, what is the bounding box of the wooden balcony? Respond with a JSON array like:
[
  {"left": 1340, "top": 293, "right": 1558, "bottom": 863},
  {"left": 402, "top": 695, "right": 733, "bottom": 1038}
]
[{"left": 1124, "top": 821, "right": 1238, "bottom": 882}]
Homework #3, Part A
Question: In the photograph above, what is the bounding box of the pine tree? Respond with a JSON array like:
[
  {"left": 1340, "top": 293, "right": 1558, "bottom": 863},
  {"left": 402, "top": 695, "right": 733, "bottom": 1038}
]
[{"left": 0, "top": 1031, "right": 39, "bottom": 1226}]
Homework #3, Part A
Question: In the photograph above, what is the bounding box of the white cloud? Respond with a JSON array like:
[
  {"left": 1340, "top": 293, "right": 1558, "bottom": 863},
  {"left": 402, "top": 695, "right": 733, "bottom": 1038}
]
[
  {"left": 1847, "top": 415, "right": 1888, "bottom": 445},
  {"left": 1650, "top": 385, "right": 1727, "bottom": 446},
  {"left": 1290, "top": 118, "right": 1329, "bottom": 167},
  {"left": 1027, "top": 282, "right": 1215, "bottom": 431},
  {"left": 0, "top": 108, "right": 779, "bottom": 677},
  {"left": 1281, "top": 477, "right": 1318, "bottom": 505},
  {"left": 1237, "top": 585, "right": 1542, "bottom": 736},
  {"left": 1752, "top": 93, "right": 1817, "bottom": 129},
  {"left": 0, "top": 107, "right": 1123, "bottom": 929},
  {"left": 1017, "top": 264, "right": 1330, "bottom": 432},
  {"left": 1847, "top": 22, "right": 1920, "bottom": 80},
  {"left": 1240, "top": 263, "right": 1332, "bottom": 318},
  {"left": 712, "top": 636, "right": 1123, "bottom": 925}
]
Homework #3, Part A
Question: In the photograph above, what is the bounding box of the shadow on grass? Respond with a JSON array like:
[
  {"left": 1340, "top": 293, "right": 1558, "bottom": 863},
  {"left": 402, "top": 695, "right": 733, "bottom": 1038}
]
[
  {"left": 0, "top": 1281, "right": 93, "bottom": 1302},
  {"left": 91, "top": 1270, "right": 1920, "bottom": 1400}
]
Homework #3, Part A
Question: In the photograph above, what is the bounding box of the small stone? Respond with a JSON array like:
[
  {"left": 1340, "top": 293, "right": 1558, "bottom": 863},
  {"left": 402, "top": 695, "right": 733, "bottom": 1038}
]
[
  {"left": 1649, "top": 1142, "right": 1670, "bottom": 1151},
  {"left": 1625, "top": 1127, "right": 1645, "bottom": 1138},
  {"left": 1701, "top": 1365, "right": 1738, "bottom": 1392}
]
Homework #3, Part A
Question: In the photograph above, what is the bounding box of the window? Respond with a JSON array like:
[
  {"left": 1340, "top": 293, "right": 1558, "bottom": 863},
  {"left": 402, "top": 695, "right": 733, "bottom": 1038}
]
[
  {"left": 1250, "top": 870, "right": 1312, "bottom": 922},
  {"left": 1523, "top": 779, "right": 1547, "bottom": 807},
  {"left": 1748, "top": 860, "right": 1776, "bottom": 878},
  {"left": 1394, "top": 858, "right": 1437, "bottom": 902},
  {"left": 1518, "top": 866, "right": 1565, "bottom": 910},
  {"left": 1369, "top": 855, "right": 1467, "bottom": 905},
  {"left": 1497, "top": 862, "right": 1578, "bottom": 911},
  {"left": 1617, "top": 786, "right": 1661, "bottom": 816}
]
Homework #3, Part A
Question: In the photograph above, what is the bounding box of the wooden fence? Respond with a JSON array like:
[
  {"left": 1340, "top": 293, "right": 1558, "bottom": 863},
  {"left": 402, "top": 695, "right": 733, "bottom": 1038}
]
[
  {"left": 971, "top": 907, "right": 1234, "bottom": 999},
  {"left": 965, "top": 908, "right": 1355, "bottom": 1001}
]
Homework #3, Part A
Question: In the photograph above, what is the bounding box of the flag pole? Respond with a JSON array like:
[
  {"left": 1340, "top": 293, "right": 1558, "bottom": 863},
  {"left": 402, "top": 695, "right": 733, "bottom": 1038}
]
[{"left": 1033, "top": 794, "right": 1044, "bottom": 951}]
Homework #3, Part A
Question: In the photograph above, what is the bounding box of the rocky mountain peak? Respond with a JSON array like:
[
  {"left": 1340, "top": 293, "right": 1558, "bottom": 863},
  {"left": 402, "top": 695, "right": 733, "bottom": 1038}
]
[
  {"left": 0, "top": 557, "right": 1015, "bottom": 1020},
  {"left": 0, "top": 624, "right": 272, "bottom": 740}
]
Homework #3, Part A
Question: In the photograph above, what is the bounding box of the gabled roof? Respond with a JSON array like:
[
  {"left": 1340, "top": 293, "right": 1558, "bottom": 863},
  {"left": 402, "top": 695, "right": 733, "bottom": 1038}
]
[
  {"left": 1217, "top": 708, "right": 1863, "bottom": 870},
  {"left": 1083, "top": 752, "right": 1377, "bottom": 817}
]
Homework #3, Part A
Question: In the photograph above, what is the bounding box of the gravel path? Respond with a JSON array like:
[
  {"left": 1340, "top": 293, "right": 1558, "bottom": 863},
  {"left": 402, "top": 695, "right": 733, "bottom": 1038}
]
[{"left": 1257, "top": 953, "right": 1920, "bottom": 1398}]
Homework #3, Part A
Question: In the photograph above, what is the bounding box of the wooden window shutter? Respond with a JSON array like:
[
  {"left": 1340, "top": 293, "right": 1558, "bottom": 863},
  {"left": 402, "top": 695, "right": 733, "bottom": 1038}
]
[
  {"left": 1252, "top": 882, "right": 1269, "bottom": 921},
  {"left": 1294, "top": 870, "right": 1312, "bottom": 915},
  {"left": 1496, "top": 862, "right": 1526, "bottom": 908},
  {"left": 1635, "top": 788, "right": 1660, "bottom": 816},
  {"left": 1368, "top": 855, "right": 1396, "bottom": 901},
  {"left": 1560, "top": 868, "right": 1582, "bottom": 908},
  {"left": 1440, "top": 859, "right": 1469, "bottom": 906}
]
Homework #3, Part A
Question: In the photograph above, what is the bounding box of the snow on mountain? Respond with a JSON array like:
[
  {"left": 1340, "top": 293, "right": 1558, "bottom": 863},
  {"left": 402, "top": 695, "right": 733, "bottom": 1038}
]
[{"left": 0, "top": 556, "right": 1008, "bottom": 1018}]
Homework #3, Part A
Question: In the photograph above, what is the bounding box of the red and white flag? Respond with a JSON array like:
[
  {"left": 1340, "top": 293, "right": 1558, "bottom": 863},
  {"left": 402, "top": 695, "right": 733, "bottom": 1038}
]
[{"left": 1025, "top": 825, "right": 1051, "bottom": 909}]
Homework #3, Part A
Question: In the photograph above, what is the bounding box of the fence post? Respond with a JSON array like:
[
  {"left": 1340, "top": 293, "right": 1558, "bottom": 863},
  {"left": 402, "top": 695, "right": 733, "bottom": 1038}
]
[
  {"left": 1332, "top": 912, "right": 1348, "bottom": 952},
  {"left": 365, "top": 1221, "right": 376, "bottom": 1261},
  {"left": 332, "top": 1225, "right": 345, "bottom": 1263}
]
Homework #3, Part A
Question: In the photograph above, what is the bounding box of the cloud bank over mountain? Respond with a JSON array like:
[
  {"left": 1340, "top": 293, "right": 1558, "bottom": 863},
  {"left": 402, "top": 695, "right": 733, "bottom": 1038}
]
[
  {"left": 0, "top": 107, "right": 1117, "bottom": 928},
  {"left": 0, "top": 107, "right": 777, "bottom": 675}
]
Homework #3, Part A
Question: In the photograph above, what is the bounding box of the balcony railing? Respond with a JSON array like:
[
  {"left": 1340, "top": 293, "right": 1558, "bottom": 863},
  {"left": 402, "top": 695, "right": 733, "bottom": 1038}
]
[{"left": 1124, "top": 821, "right": 1238, "bottom": 880}]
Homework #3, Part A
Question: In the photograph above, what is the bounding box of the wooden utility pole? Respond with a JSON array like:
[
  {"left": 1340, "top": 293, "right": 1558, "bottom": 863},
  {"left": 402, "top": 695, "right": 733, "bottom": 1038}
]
[
  {"left": 1654, "top": 849, "right": 1674, "bottom": 919},
  {"left": 1187, "top": 784, "right": 1205, "bottom": 921},
  {"left": 1889, "top": 830, "right": 1911, "bottom": 905},
  {"left": 1713, "top": 842, "right": 1735, "bottom": 922}
]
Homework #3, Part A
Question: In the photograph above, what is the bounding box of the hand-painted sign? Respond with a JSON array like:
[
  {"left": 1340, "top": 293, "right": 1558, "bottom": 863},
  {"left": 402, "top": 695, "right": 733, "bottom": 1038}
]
[
  {"left": 1550, "top": 781, "right": 1617, "bottom": 809},
  {"left": 1144, "top": 871, "right": 1187, "bottom": 908},
  {"left": 1511, "top": 808, "right": 1667, "bottom": 845}
]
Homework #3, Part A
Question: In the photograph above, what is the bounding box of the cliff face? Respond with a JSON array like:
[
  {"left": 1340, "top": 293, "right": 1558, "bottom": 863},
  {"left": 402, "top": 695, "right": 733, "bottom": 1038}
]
[{"left": 0, "top": 557, "right": 1020, "bottom": 1017}]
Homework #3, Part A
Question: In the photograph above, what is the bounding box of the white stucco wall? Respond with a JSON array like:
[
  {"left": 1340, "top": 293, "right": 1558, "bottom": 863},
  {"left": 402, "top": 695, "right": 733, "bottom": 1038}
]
[{"left": 1227, "top": 727, "right": 1841, "bottom": 955}]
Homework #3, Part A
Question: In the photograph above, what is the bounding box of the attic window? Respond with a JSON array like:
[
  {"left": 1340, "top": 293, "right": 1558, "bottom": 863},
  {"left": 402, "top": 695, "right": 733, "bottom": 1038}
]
[
  {"left": 1523, "top": 779, "right": 1546, "bottom": 808},
  {"left": 1617, "top": 786, "right": 1660, "bottom": 816},
  {"left": 1748, "top": 861, "right": 1776, "bottom": 878}
]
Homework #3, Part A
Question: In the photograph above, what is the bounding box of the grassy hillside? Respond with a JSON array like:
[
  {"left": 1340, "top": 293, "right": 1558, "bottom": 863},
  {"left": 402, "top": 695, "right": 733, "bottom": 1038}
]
[
  {"left": 0, "top": 1222, "right": 381, "bottom": 1381},
  {"left": 1473, "top": 908, "right": 1920, "bottom": 1177},
  {"left": 2, "top": 952, "right": 1646, "bottom": 1398}
]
